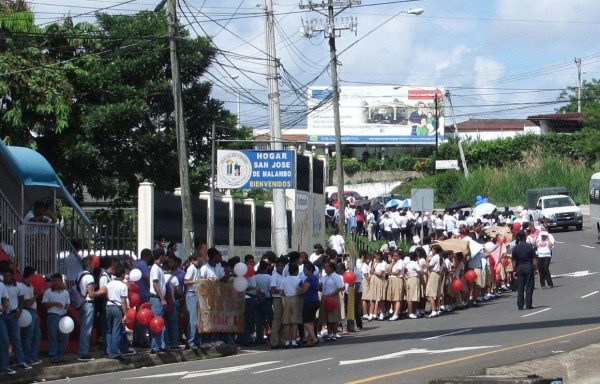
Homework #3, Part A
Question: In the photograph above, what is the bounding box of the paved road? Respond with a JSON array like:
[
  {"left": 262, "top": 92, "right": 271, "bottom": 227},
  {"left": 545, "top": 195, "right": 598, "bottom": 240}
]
[{"left": 52, "top": 228, "right": 600, "bottom": 384}]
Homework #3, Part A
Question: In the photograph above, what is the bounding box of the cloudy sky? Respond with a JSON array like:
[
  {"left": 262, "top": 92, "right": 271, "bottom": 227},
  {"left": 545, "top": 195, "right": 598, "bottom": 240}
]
[{"left": 28, "top": 0, "right": 600, "bottom": 133}]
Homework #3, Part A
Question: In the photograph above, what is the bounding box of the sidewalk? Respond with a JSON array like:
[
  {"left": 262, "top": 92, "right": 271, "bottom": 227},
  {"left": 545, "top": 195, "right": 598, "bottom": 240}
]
[
  {"left": 485, "top": 342, "right": 600, "bottom": 383},
  {"left": 3, "top": 344, "right": 239, "bottom": 384}
]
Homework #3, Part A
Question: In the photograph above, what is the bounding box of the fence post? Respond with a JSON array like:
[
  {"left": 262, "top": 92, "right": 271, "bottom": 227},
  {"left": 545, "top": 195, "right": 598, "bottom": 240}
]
[{"left": 137, "top": 182, "right": 154, "bottom": 251}]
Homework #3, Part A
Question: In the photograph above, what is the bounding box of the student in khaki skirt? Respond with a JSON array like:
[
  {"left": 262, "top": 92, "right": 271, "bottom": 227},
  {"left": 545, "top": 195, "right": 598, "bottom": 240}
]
[
  {"left": 359, "top": 252, "right": 372, "bottom": 322},
  {"left": 404, "top": 252, "right": 422, "bottom": 319},
  {"left": 425, "top": 245, "right": 444, "bottom": 318},
  {"left": 387, "top": 250, "right": 405, "bottom": 321},
  {"left": 281, "top": 264, "right": 302, "bottom": 348},
  {"left": 369, "top": 252, "right": 388, "bottom": 321}
]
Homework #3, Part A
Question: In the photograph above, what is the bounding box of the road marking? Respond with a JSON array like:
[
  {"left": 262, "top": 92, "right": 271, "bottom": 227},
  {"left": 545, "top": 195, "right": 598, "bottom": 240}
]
[
  {"left": 253, "top": 358, "right": 333, "bottom": 374},
  {"left": 124, "top": 361, "right": 280, "bottom": 380},
  {"left": 344, "top": 326, "right": 600, "bottom": 384},
  {"left": 339, "top": 346, "right": 499, "bottom": 366},
  {"left": 581, "top": 291, "right": 599, "bottom": 299},
  {"left": 581, "top": 245, "right": 595, "bottom": 249},
  {"left": 552, "top": 270, "right": 598, "bottom": 278},
  {"left": 555, "top": 241, "right": 565, "bottom": 244},
  {"left": 422, "top": 329, "right": 471, "bottom": 340},
  {"left": 521, "top": 308, "right": 551, "bottom": 318}
]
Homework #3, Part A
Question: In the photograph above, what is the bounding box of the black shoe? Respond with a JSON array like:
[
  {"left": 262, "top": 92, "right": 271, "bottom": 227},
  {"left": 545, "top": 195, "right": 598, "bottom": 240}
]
[
  {"left": 518, "top": 307, "right": 524, "bottom": 310},
  {"left": 77, "top": 355, "right": 95, "bottom": 362},
  {"left": 526, "top": 306, "right": 534, "bottom": 309}
]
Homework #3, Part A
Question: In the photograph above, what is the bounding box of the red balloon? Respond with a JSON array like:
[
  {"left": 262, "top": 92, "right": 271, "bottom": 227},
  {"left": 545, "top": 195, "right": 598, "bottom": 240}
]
[
  {"left": 139, "top": 302, "right": 152, "bottom": 311},
  {"left": 127, "top": 282, "right": 139, "bottom": 294},
  {"left": 91, "top": 255, "right": 100, "bottom": 269},
  {"left": 343, "top": 271, "right": 356, "bottom": 284},
  {"left": 149, "top": 316, "right": 165, "bottom": 333},
  {"left": 324, "top": 296, "right": 337, "bottom": 312},
  {"left": 128, "top": 292, "right": 140, "bottom": 307},
  {"left": 126, "top": 308, "right": 136, "bottom": 322},
  {"left": 244, "top": 266, "right": 255, "bottom": 278},
  {"left": 452, "top": 278, "right": 464, "bottom": 292},
  {"left": 136, "top": 308, "right": 153, "bottom": 325},
  {"left": 501, "top": 258, "right": 510, "bottom": 267},
  {"left": 465, "top": 270, "right": 477, "bottom": 283},
  {"left": 30, "top": 274, "right": 46, "bottom": 292},
  {"left": 512, "top": 222, "right": 522, "bottom": 232},
  {"left": 125, "top": 320, "right": 135, "bottom": 330}
]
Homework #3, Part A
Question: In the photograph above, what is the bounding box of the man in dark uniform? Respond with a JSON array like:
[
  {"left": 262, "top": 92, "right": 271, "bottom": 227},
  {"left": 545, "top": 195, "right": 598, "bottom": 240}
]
[{"left": 511, "top": 230, "right": 538, "bottom": 310}]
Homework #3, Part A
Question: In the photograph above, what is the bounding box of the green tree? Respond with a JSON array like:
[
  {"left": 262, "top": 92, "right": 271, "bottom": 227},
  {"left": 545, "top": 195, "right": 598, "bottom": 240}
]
[
  {"left": 0, "top": 1, "right": 72, "bottom": 145},
  {"left": 1, "top": 8, "right": 251, "bottom": 205}
]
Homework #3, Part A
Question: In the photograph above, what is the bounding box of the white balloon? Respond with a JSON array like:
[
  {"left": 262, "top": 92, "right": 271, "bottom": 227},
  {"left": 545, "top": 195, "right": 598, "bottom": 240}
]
[
  {"left": 484, "top": 242, "right": 496, "bottom": 253},
  {"left": 233, "top": 262, "right": 247, "bottom": 277},
  {"left": 59, "top": 316, "right": 75, "bottom": 334},
  {"left": 129, "top": 268, "right": 142, "bottom": 282},
  {"left": 232, "top": 276, "right": 248, "bottom": 292},
  {"left": 18, "top": 310, "right": 32, "bottom": 328}
]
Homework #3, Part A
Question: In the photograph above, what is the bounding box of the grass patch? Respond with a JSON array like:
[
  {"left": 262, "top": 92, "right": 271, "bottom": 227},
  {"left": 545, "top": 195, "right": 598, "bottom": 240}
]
[{"left": 392, "top": 155, "right": 598, "bottom": 207}]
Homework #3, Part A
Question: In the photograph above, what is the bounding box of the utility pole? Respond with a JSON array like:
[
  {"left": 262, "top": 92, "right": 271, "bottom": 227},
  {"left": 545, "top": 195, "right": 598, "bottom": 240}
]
[
  {"left": 165, "top": 0, "right": 194, "bottom": 258},
  {"left": 264, "top": 0, "right": 288, "bottom": 256},
  {"left": 575, "top": 57, "right": 582, "bottom": 113},
  {"left": 299, "top": 0, "right": 360, "bottom": 235},
  {"left": 434, "top": 95, "right": 439, "bottom": 167},
  {"left": 445, "top": 90, "right": 469, "bottom": 178}
]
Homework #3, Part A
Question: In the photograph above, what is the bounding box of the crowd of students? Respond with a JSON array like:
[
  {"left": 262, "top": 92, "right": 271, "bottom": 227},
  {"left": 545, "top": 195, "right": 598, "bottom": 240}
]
[{"left": 0, "top": 209, "right": 555, "bottom": 374}]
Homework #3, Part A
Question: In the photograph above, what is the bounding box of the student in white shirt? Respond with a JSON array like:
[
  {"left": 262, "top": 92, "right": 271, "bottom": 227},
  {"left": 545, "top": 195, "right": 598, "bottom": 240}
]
[
  {"left": 281, "top": 264, "right": 302, "bottom": 348},
  {"left": 319, "top": 261, "right": 345, "bottom": 341},
  {"left": 269, "top": 258, "right": 286, "bottom": 349},
  {"left": 105, "top": 262, "right": 133, "bottom": 359},
  {"left": 163, "top": 258, "right": 182, "bottom": 350},
  {"left": 405, "top": 251, "right": 422, "bottom": 319},
  {"left": 387, "top": 250, "right": 405, "bottom": 321},
  {"left": 183, "top": 253, "right": 202, "bottom": 349},
  {"left": 426, "top": 245, "right": 444, "bottom": 318},
  {"left": 20, "top": 267, "right": 41, "bottom": 365},
  {"left": 149, "top": 248, "right": 168, "bottom": 354},
  {"left": 2, "top": 268, "right": 30, "bottom": 369},
  {"left": 199, "top": 248, "right": 229, "bottom": 282},
  {"left": 42, "top": 273, "right": 70, "bottom": 364},
  {"left": 77, "top": 256, "right": 105, "bottom": 361}
]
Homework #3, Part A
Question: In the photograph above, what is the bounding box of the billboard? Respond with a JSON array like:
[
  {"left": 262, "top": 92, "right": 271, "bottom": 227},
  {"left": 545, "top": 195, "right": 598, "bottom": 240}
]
[
  {"left": 307, "top": 85, "right": 445, "bottom": 145},
  {"left": 216, "top": 150, "right": 295, "bottom": 189}
]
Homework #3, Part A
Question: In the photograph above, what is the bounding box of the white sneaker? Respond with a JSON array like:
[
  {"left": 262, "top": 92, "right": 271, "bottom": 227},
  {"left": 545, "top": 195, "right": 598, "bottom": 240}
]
[
  {"left": 486, "top": 293, "right": 494, "bottom": 299},
  {"left": 427, "top": 311, "right": 437, "bottom": 318},
  {"left": 389, "top": 314, "right": 399, "bottom": 321},
  {"left": 408, "top": 313, "right": 418, "bottom": 319},
  {"left": 439, "top": 305, "right": 445, "bottom": 311},
  {"left": 388, "top": 308, "right": 394, "bottom": 314},
  {"left": 378, "top": 314, "right": 385, "bottom": 321},
  {"left": 362, "top": 315, "right": 369, "bottom": 320}
]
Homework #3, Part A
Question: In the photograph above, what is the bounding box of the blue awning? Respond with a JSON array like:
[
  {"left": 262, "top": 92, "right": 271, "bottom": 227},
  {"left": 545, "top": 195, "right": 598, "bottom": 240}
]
[{"left": 0, "top": 140, "right": 91, "bottom": 225}]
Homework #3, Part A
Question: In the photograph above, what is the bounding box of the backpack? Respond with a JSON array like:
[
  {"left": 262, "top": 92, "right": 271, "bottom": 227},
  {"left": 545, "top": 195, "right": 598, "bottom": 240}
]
[
  {"left": 164, "top": 275, "right": 176, "bottom": 316},
  {"left": 69, "top": 271, "right": 91, "bottom": 310}
]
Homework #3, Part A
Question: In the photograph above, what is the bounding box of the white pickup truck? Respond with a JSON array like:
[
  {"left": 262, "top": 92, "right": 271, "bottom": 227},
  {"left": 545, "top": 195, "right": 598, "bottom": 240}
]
[{"left": 533, "top": 194, "right": 583, "bottom": 231}]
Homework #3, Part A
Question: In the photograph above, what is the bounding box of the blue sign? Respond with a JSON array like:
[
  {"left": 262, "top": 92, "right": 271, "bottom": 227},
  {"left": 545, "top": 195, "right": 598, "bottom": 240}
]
[{"left": 216, "top": 150, "right": 295, "bottom": 190}]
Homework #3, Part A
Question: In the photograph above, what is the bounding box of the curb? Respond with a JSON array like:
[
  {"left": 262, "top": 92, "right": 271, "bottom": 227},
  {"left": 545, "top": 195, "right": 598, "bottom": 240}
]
[{"left": 3, "top": 344, "right": 240, "bottom": 384}]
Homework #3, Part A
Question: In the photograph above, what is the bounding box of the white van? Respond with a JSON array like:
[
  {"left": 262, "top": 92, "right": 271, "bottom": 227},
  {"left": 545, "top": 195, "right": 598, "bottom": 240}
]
[{"left": 590, "top": 173, "right": 600, "bottom": 238}]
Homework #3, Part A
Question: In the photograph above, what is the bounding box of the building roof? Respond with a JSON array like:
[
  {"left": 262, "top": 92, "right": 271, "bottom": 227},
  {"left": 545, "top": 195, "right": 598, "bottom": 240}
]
[
  {"left": 0, "top": 140, "right": 91, "bottom": 224},
  {"left": 448, "top": 118, "right": 537, "bottom": 132},
  {"left": 527, "top": 113, "right": 583, "bottom": 132},
  {"left": 527, "top": 112, "right": 582, "bottom": 122}
]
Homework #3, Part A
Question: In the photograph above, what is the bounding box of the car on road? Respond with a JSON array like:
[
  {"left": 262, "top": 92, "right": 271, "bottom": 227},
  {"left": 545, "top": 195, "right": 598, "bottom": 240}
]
[
  {"left": 328, "top": 190, "right": 363, "bottom": 205},
  {"left": 533, "top": 194, "right": 583, "bottom": 231}
]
